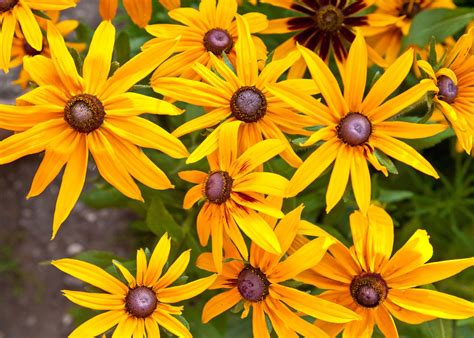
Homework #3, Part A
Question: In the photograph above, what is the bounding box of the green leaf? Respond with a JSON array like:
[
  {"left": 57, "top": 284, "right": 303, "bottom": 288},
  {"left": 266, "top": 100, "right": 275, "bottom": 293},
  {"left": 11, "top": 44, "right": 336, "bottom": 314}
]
[
  {"left": 403, "top": 8, "right": 474, "bottom": 49},
  {"left": 68, "top": 47, "right": 83, "bottom": 75},
  {"left": 377, "top": 188, "right": 414, "bottom": 204},
  {"left": 115, "top": 31, "right": 131, "bottom": 65},
  {"left": 221, "top": 52, "right": 236, "bottom": 74},
  {"left": 81, "top": 185, "right": 129, "bottom": 209},
  {"left": 374, "top": 149, "right": 398, "bottom": 175},
  {"left": 31, "top": 10, "right": 51, "bottom": 20},
  {"left": 74, "top": 250, "right": 119, "bottom": 268},
  {"left": 428, "top": 36, "right": 438, "bottom": 67},
  {"left": 145, "top": 197, "right": 184, "bottom": 241},
  {"left": 420, "top": 318, "right": 454, "bottom": 338},
  {"left": 405, "top": 128, "right": 455, "bottom": 150}
]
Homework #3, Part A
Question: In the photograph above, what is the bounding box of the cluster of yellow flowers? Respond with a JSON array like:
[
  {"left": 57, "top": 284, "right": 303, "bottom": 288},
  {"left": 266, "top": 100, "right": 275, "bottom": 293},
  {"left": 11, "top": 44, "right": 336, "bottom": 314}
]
[{"left": 0, "top": 0, "right": 473, "bottom": 337}]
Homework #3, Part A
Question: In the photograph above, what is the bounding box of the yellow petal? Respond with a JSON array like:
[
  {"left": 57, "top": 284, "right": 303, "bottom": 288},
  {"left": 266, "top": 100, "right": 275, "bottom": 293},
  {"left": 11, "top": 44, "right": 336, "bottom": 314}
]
[
  {"left": 152, "top": 310, "right": 191, "bottom": 338},
  {"left": 362, "top": 49, "right": 414, "bottom": 113},
  {"left": 298, "top": 44, "right": 348, "bottom": 118},
  {"left": 366, "top": 204, "right": 394, "bottom": 271},
  {"left": 367, "top": 79, "right": 438, "bottom": 123},
  {"left": 251, "top": 302, "right": 270, "bottom": 338},
  {"left": 62, "top": 290, "right": 125, "bottom": 311},
  {"left": 209, "top": 52, "right": 243, "bottom": 89},
  {"left": 344, "top": 31, "right": 367, "bottom": 112},
  {"left": 143, "top": 234, "right": 172, "bottom": 286},
  {"left": 102, "top": 38, "right": 178, "bottom": 98},
  {"left": 112, "top": 260, "right": 136, "bottom": 288},
  {"left": 172, "top": 106, "right": 229, "bottom": 138},
  {"left": 268, "top": 236, "right": 335, "bottom": 283},
  {"left": 230, "top": 205, "right": 282, "bottom": 254},
  {"left": 286, "top": 139, "right": 339, "bottom": 197},
  {"left": 123, "top": 0, "right": 151, "bottom": 28},
  {"left": 136, "top": 248, "right": 147, "bottom": 285},
  {"left": 384, "top": 298, "right": 435, "bottom": 324},
  {"left": 102, "top": 130, "right": 173, "bottom": 190},
  {"left": 47, "top": 21, "right": 82, "bottom": 95},
  {"left": 144, "top": 317, "right": 160, "bottom": 338},
  {"left": 211, "top": 206, "right": 224, "bottom": 273},
  {"left": 256, "top": 50, "right": 300, "bottom": 87},
  {"left": 326, "top": 146, "right": 352, "bottom": 213},
  {"left": 235, "top": 14, "right": 258, "bottom": 85},
  {"left": 371, "top": 133, "right": 439, "bottom": 178},
  {"left": 52, "top": 134, "right": 88, "bottom": 239},
  {"left": 155, "top": 250, "right": 190, "bottom": 289},
  {"left": 104, "top": 116, "right": 189, "bottom": 158},
  {"left": 231, "top": 192, "right": 284, "bottom": 218},
  {"left": 233, "top": 172, "right": 289, "bottom": 196},
  {"left": 178, "top": 170, "right": 207, "bottom": 184},
  {"left": 68, "top": 310, "right": 126, "bottom": 338},
  {"left": 350, "top": 147, "right": 371, "bottom": 214},
  {"left": 374, "top": 305, "right": 398, "bottom": 338},
  {"left": 88, "top": 130, "right": 143, "bottom": 201},
  {"left": 416, "top": 60, "right": 436, "bottom": 80},
  {"left": 193, "top": 62, "right": 234, "bottom": 95},
  {"left": 52, "top": 258, "right": 128, "bottom": 295},
  {"left": 99, "top": 0, "right": 118, "bottom": 20},
  {"left": 218, "top": 120, "right": 241, "bottom": 171},
  {"left": 157, "top": 274, "right": 217, "bottom": 303},
  {"left": 22, "top": 55, "right": 63, "bottom": 88},
  {"left": 183, "top": 184, "right": 204, "bottom": 209},
  {"left": 343, "top": 308, "right": 374, "bottom": 338},
  {"left": 386, "top": 257, "right": 474, "bottom": 288},
  {"left": 113, "top": 316, "right": 137, "bottom": 338},
  {"left": 83, "top": 21, "right": 115, "bottom": 94},
  {"left": 231, "top": 139, "right": 287, "bottom": 177},
  {"left": 16, "top": 3, "right": 43, "bottom": 50},
  {"left": 269, "top": 284, "right": 360, "bottom": 323},
  {"left": 376, "top": 121, "right": 448, "bottom": 139},
  {"left": 381, "top": 229, "right": 433, "bottom": 279},
  {"left": 389, "top": 288, "right": 474, "bottom": 320},
  {"left": 0, "top": 13, "right": 15, "bottom": 72}
]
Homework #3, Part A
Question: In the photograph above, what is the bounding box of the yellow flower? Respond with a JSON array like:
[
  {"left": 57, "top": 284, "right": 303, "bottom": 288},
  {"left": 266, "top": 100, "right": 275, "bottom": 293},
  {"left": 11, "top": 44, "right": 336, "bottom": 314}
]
[
  {"left": 417, "top": 29, "right": 474, "bottom": 154},
  {"left": 363, "top": 0, "right": 455, "bottom": 64},
  {"left": 144, "top": 0, "right": 268, "bottom": 80},
  {"left": 294, "top": 204, "right": 474, "bottom": 337},
  {"left": 197, "top": 206, "right": 361, "bottom": 337},
  {"left": 153, "top": 14, "right": 317, "bottom": 167},
  {"left": 0, "top": 0, "right": 76, "bottom": 72},
  {"left": 52, "top": 234, "right": 217, "bottom": 337},
  {"left": 9, "top": 10, "right": 86, "bottom": 89},
  {"left": 179, "top": 121, "right": 289, "bottom": 272},
  {"left": 260, "top": 0, "right": 378, "bottom": 77},
  {"left": 267, "top": 30, "right": 446, "bottom": 214},
  {"left": 99, "top": 0, "right": 155, "bottom": 27},
  {"left": 0, "top": 21, "right": 188, "bottom": 238}
]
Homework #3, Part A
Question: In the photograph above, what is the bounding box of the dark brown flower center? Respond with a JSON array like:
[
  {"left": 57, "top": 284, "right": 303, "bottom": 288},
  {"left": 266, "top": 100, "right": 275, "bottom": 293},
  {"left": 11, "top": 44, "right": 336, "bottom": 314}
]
[
  {"left": 0, "top": 0, "right": 18, "bottom": 12},
  {"left": 204, "top": 171, "right": 233, "bottom": 204},
  {"left": 336, "top": 113, "right": 372, "bottom": 146},
  {"left": 350, "top": 272, "right": 388, "bottom": 308},
  {"left": 315, "top": 5, "right": 344, "bottom": 32},
  {"left": 400, "top": 1, "right": 422, "bottom": 18},
  {"left": 237, "top": 265, "right": 270, "bottom": 302},
  {"left": 23, "top": 40, "right": 42, "bottom": 56},
  {"left": 125, "top": 286, "right": 158, "bottom": 318},
  {"left": 230, "top": 86, "right": 267, "bottom": 123},
  {"left": 437, "top": 75, "right": 458, "bottom": 104},
  {"left": 203, "top": 28, "right": 234, "bottom": 55},
  {"left": 64, "top": 94, "right": 105, "bottom": 133}
]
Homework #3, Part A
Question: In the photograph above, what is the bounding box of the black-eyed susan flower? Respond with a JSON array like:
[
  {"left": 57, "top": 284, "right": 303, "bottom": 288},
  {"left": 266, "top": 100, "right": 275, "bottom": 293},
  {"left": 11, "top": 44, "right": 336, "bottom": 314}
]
[
  {"left": 153, "top": 14, "right": 317, "bottom": 167},
  {"left": 260, "top": 0, "right": 384, "bottom": 77},
  {"left": 267, "top": 30, "right": 446, "bottom": 214},
  {"left": 0, "top": 0, "right": 76, "bottom": 72},
  {"left": 417, "top": 29, "right": 474, "bottom": 154},
  {"left": 363, "top": 0, "right": 455, "bottom": 64},
  {"left": 179, "top": 121, "right": 289, "bottom": 272},
  {"left": 144, "top": 0, "right": 268, "bottom": 80},
  {"left": 196, "top": 206, "right": 361, "bottom": 337},
  {"left": 9, "top": 10, "right": 85, "bottom": 89},
  {"left": 294, "top": 204, "right": 474, "bottom": 337},
  {"left": 0, "top": 21, "right": 188, "bottom": 238},
  {"left": 52, "top": 233, "right": 217, "bottom": 337}
]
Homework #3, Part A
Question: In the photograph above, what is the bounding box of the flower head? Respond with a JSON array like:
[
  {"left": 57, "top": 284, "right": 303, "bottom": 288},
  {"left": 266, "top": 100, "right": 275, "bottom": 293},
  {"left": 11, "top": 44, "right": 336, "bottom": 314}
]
[
  {"left": 268, "top": 30, "right": 446, "bottom": 213},
  {"left": 363, "top": 0, "right": 455, "bottom": 64},
  {"left": 153, "top": 14, "right": 317, "bottom": 167},
  {"left": 52, "top": 234, "right": 217, "bottom": 337},
  {"left": 417, "top": 29, "right": 474, "bottom": 154},
  {"left": 197, "top": 206, "right": 360, "bottom": 337},
  {"left": 179, "top": 121, "right": 289, "bottom": 272},
  {"left": 144, "top": 0, "right": 268, "bottom": 80},
  {"left": 294, "top": 204, "right": 474, "bottom": 337},
  {"left": 0, "top": 0, "right": 76, "bottom": 72},
  {"left": 0, "top": 21, "right": 188, "bottom": 238}
]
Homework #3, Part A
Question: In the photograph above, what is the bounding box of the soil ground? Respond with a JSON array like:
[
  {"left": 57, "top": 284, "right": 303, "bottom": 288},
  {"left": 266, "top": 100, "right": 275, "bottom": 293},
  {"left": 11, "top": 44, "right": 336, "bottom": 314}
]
[{"left": 0, "top": 1, "right": 134, "bottom": 337}]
